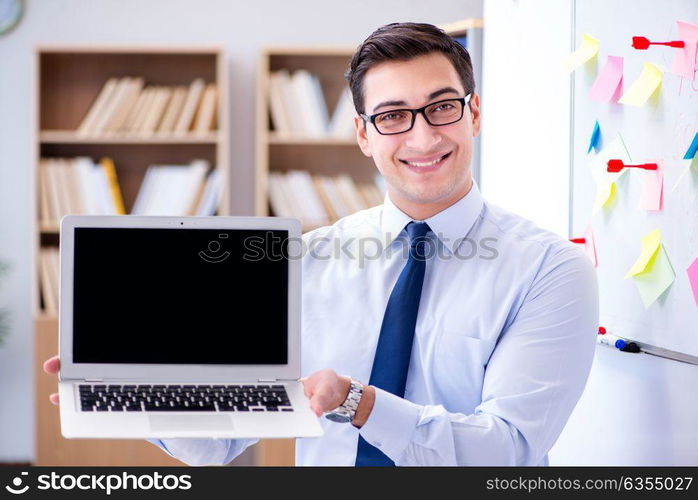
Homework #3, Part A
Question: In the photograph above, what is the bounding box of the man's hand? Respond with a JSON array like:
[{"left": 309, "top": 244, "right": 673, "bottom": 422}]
[
  {"left": 43, "top": 355, "right": 60, "bottom": 405},
  {"left": 300, "top": 369, "right": 375, "bottom": 428}
]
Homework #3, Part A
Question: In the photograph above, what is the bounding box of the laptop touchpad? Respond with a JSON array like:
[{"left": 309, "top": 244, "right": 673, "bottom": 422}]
[{"left": 149, "top": 414, "right": 234, "bottom": 433}]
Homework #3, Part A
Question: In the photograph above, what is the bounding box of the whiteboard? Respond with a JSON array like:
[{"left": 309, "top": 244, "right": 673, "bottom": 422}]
[{"left": 570, "top": 0, "right": 698, "bottom": 357}]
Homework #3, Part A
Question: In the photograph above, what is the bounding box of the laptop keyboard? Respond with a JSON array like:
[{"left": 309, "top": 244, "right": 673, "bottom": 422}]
[{"left": 78, "top": 384, "right": 293, "bottom": 412}]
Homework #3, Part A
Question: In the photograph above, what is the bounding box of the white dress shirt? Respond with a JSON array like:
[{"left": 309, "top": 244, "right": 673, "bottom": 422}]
[{"left": 151, "top": 181, "right": 598, "bottom": 466}]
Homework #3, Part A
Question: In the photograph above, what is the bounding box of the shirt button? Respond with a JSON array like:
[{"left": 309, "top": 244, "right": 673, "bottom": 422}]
[{"left": 374, "top": 441, "right": 382, "bottom": 448}]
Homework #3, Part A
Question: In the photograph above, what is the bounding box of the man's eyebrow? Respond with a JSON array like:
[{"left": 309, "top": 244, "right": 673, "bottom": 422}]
[
  {"left": 428, "top": 86, "right": 460, "bottom": 101},
  {"left": 371, "top": 87, "right": 462, "bottom": 114}
]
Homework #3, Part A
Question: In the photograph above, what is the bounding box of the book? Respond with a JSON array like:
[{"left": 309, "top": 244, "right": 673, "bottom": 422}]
[
  {"left": 194, "top": 169, "right": 221, "bottom": 216},
  {"left": 193, "top": 84, "right": 218, "bottom": 134},
  {"left": 131, "top": 160, "right": 210, "bottom": 215},
  {"left": 291, "top": 70, "right": 328, "bottom": 137},
  {"left": 76, "top": 78, "right": 118, "bottom": 136},
  {"left": 275, "top": 70, "right": 307, "bottom": 135},
  {"left": 268, "top": 71, "right": 292, "bottom": 135},
  {"left": 99, "top": 158, "right": 126, "bottom": 214},
  {"left": 105, "top": 77, "right": 145, "bottom": 135},
  {"left": 89, "top": 77, "right": 133, "bottom": 136},
  {"left": 139, "top": 87, "right": 172, "bottom": 136},
  {"left": 174, "top": 78, "right": 206, "bottom": 134},
  {"left": 40, "top": 248, "right": 59, "bottom": 315},
  {"left": 329, "top": 87, "right": 356, "bottom": 139},
  {"left": 129, "top": 87, "right": 157, "bottom": 134},
  {"left": 157, "top": 86, "right": 188, "bottom": 134},
  {"left": 37, "top": 161, "right": 52, "bottom": 225},
  {"left": 268, "top": 172, "right": 295, "bottom": 218}
]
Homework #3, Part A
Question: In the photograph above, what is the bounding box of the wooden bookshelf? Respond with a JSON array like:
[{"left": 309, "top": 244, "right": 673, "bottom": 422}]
[
  {"left": 254, "top": 21, "right": 482, "bottom": 466},
  {"left": 255, "top": 47, "right": 379, "bottom": 231},
  {"left": 32, "top": 45, "right": 240, "bottom": 466}
]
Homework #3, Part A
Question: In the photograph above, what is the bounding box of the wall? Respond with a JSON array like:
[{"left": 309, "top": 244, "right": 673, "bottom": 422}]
[
  {"left": 481, "top": 0, "right": 572, "bottom": 237},
  {"left": 0, "top": 0, "right": 483, "bottom": 462}
]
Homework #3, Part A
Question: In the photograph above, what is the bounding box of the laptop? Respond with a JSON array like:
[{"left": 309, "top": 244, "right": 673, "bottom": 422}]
[{"left": 58, "top": 214, "right": 323, "bottom": 439}]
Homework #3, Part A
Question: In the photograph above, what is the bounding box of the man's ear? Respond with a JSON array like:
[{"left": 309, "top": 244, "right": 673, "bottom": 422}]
[
  {"left": 469, "top": 92, "right": 481, "bottom": 137},
  {"left": 355, "top": 115, "right": 373, "bottom": 158}
]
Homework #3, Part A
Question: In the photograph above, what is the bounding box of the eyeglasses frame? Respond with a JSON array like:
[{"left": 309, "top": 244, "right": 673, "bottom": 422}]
[{"left": 360, "top": 93, "right": 473, "bottom": 136}]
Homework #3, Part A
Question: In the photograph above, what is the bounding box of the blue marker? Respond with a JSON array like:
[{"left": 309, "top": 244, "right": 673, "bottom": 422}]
[{"left": 597, "top": 332, "right": 626, "bottom": 350}]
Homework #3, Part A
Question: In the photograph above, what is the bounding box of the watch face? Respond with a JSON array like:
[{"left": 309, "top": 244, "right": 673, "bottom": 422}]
[{"left": 325, "top": 411, "right": 352, "bottom": 423}]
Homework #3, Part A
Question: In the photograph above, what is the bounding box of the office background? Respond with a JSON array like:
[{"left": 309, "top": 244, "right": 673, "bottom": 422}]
[
  {"left": 0, "top": 0, "right": 482, "bottom": 464},
  {"left": 2, "top": 0, "right": 697, "bottom": 466}
]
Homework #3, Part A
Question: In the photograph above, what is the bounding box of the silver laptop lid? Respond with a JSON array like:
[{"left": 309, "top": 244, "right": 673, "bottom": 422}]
[{"left": 58, "top": 215, "right": 302, "bottom": 382}]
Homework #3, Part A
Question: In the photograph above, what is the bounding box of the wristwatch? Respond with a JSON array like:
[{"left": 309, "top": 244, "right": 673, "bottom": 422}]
[{"left": 325, "top": 379, "right": 363, "bottom": 423}]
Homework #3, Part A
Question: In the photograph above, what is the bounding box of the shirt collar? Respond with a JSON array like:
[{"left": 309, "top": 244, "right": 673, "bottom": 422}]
[{"left": 380, "top": 180, "right": 484, "bottom": 255}]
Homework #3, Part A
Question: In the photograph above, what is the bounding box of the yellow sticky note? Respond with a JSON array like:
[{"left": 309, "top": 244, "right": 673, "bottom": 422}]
[
  {"left": 625, "top": 229, "right": 661, "bottom": 278},
  {"left": 619, "top": 62, "right": 663, "bottom": 106},
  {"left": 592, "top": 181, "right": 616, "bottom": 215},
  {"left": 563, "top": 33, "right": 600, "bottom": 72},
  {"left": 632, "top": 245, "right": 675, "bottom": 308}
]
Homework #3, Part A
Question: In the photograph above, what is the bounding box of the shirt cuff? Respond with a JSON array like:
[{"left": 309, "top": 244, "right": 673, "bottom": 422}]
[
  {"left": 146, "top": 438, "right": 174, "bottom": 457},
  {"left": 358, "top": 387, "right": 421, "bottom": 462}
]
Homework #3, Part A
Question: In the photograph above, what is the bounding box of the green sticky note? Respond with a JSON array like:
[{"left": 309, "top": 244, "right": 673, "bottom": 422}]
[{"left": 632, "top": 244, "right": 675, "bottom": 308}]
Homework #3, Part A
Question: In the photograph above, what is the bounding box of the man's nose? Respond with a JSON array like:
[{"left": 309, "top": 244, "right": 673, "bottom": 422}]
[{"left": 404, "top": 112, "right": 442, "bottom": 150}]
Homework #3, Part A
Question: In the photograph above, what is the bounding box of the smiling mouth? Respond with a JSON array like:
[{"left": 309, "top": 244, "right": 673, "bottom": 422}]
[{"left": 399, "top": 151, "right": 452, "bottom": 170}]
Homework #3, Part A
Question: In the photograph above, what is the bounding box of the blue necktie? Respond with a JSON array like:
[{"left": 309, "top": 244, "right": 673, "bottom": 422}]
[{"left": 355, "top": 221, "right": 431, "bottom": 466}]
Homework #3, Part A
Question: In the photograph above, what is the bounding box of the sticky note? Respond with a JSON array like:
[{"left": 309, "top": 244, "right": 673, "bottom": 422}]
[
  {"left": 671, "top": 21, "right": 698, "bottom": 80},
  {"left": 625, "top": 229, "right": 675, "bottom": 308},
  {"left": 587, "top": 121, "right": 601, "bottom": 153},
  {"left": 625, "top": 229, "right": 661, "bottom": 278},
  {"left": 672, "top": 150, "right": 698, "bottom": 191},
  {"left": 588, "top": 134, "right": 632, "bottom": 186},
  {"left": 619, "top": 62, "right": 663, "bottom": 106},
  {"left": 563, "top": 33, "right": 600, "bottom": 72},
  {"left": 632, "top": 245, "right": 675, "bottom": 308},
  {"left": 589, "top": 56, "right": 624, "bottom": 102},
  {"left": 688, "top": 258, "right": 698, "bottom": 307},
  {"left": 683, "top": 132, "right": 698, "bottom": 160},
  {"left": 592, "top": 181, "right": 616, "bottom": 215},
  {"left": 584, "top": 224, "right": 598, "bottom": 267},
  {"left": 639, "top": 160, "right": 664, "bottom": 211}
]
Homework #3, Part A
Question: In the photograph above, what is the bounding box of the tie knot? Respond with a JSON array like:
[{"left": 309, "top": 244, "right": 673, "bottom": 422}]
[
  {"left": 405, "top": 221, "right": 431, "bottom": 241},
  {"left": 405, "top": 221, "right": 432, "bottom": 260}
]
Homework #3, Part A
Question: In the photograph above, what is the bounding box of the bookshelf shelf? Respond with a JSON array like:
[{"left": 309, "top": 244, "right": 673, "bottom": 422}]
[
  {"left": 40, "top": 130, "right": 220, "bottom": 144},
  {"left": 32, "top": 44, "right": 230, "bottom": 467},
  {"left": 267, "top": 133, "right": 358, "bottom": 146}
]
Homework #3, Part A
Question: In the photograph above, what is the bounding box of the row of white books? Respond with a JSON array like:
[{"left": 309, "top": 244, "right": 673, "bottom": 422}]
[
  {"left": 269, "top": 69, "right": 355, "bottom": 139},
  {"left": 39, "top": 247, "right": 59, "bottom": 315},
  {"left": 132, "top": 160, "right": 220, "bottom": 216},
  {"left": 268, "top": 170, "right": 385, "bottom": 229},
  {"left": 77, "top": 77, "right": 217, "bottom": 137},
  {"left": 38, "top": 157, "right": 221, "bottom": 228}
]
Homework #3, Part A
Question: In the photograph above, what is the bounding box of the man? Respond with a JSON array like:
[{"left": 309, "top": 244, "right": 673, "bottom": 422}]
[{"left": 45, "top": 22, "right": 598, "bottom": 466}]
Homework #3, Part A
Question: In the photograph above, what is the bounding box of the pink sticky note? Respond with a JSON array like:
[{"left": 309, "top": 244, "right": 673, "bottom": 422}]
[
  {"left": 671, "top": 21, "right": 698, "bottom": 80},
  {"left": 688, "top": 258, "right": 698, "bottom": 307},
  {"left": 639, "top": 160, "right": 664, "bottom": 211},
  {"left": 589, "top": 56, "right": 624, "bottom": 102},
  {"left": 583, "top": 224, "right": 598, "bottom": 267}
]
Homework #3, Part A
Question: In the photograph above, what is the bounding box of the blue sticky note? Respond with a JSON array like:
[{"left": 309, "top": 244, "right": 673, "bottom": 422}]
[
  {"left": 683, "top": 132, "right": 698, "bottom": 160},
  {"left": 588, "top": 120, "right": 601, "bottom": 153}
]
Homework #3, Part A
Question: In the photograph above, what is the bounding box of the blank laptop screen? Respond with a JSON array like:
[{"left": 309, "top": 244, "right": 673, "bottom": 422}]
[{"left": 72, "top": 227, "right": 289, "bottom": 364}]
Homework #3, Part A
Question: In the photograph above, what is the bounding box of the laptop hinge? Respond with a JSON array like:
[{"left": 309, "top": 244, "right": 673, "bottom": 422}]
[
  {"left": 258, "top": 378, "right": 277, "bottom": 382},
  {"left": 83, "top": 378, "right": 103, "bottom": 382}
]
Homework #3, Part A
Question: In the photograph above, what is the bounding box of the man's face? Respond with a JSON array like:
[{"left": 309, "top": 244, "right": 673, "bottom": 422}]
[{"left": 355, "top": 52, "right": 480, "bottom": 213}]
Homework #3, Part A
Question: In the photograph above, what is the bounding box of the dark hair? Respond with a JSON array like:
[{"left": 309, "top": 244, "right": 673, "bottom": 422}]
[{"left": 345, "top": 22, "right": 475, "bottom": 115}]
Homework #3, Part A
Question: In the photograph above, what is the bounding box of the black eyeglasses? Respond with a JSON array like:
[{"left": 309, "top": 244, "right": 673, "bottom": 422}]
[{"left": 360, "top": 94, "right": 472, "bottom": 135}]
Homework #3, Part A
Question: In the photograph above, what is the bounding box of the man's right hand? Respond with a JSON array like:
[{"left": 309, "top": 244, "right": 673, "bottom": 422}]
[{"left": 43, "top": 355, "right": 60, "bottom": 405}]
